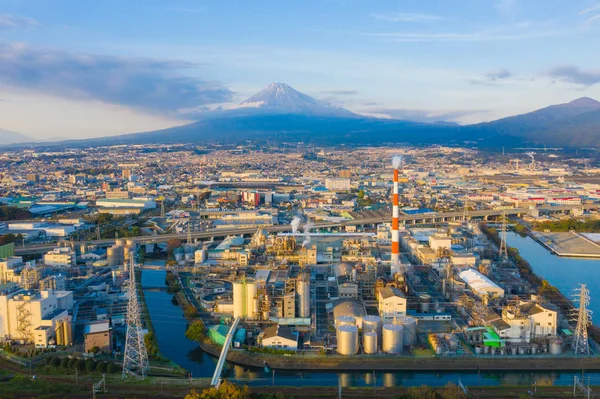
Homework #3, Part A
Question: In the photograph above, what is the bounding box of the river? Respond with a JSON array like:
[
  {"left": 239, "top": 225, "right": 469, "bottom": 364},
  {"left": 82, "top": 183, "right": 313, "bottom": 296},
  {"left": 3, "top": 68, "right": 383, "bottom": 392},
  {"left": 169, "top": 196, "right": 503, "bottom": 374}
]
[{"left": 141, "top": 234, "right": 600, "bottom": 388}]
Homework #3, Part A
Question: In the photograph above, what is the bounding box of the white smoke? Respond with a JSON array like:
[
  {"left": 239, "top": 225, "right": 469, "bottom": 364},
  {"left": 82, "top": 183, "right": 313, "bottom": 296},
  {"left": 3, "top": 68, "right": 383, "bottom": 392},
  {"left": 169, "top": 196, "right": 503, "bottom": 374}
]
[
  {"left": 291, "top": 216, "right": 302, "bottom": 235},
  {"left": 392, "top": 155, "right": 403, "bottom": 169},
  {"left": 302, "top": 220, "right": 314, "bottom": 247}
]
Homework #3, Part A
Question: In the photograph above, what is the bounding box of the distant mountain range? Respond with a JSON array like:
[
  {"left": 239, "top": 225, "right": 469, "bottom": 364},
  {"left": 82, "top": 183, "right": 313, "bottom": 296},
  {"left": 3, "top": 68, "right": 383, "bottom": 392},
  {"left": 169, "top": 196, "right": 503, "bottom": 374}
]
[
  {"left": 0, "top": 129, "right": 32, "bottom": 144},
  {"left": 4, "top": 84, "right": 600, "bottom": 148}
]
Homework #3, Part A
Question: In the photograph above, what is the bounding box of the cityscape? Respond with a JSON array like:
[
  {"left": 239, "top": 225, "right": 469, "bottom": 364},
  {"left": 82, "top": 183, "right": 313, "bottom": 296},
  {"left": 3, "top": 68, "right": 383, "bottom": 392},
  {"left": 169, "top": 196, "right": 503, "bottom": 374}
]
[{"left": 2, "top": 1, "right": 600, "bottom": 398}]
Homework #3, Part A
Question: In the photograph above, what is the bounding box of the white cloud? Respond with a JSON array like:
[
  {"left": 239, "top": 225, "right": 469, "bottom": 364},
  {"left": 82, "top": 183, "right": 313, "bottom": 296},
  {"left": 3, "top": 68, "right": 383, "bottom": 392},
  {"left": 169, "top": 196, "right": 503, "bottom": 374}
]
[{"left": 371, "top": 13, "right": 442, "bottom": 23}]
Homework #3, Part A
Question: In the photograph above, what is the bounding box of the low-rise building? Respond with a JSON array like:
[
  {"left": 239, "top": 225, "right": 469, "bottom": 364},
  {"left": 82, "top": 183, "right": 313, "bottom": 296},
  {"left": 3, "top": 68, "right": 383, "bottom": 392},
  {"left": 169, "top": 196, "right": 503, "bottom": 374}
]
[
  {"left": 260, "top": 324, "right": 298, "bottom": 351},
  {"left": 378, "top": 286, "right": 407, "bottom": 323},
  {"left": 84, "top": 321, "right": 112, "bottom": 353}
]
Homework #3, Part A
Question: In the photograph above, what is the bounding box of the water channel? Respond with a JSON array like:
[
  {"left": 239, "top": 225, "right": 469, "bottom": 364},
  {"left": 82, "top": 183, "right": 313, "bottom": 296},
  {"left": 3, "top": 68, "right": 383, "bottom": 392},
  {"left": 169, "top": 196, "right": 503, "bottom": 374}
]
[{"left": 141, "top": 233, "right": 600, "bottom": 387}]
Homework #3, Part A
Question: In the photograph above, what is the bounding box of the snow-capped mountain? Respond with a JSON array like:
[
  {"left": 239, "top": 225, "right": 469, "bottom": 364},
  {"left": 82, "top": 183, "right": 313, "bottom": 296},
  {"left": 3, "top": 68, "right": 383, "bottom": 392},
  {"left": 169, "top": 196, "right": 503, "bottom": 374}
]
[{"left": 234, "top": 82, "right": 356, "bottom": 117}]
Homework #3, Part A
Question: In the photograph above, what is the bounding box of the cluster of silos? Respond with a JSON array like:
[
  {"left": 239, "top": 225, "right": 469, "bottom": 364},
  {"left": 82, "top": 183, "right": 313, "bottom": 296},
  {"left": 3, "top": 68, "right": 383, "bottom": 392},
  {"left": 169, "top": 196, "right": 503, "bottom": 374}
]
[
  {"left": 429, "top": 333, "right": 460, "bottom": 355},
  {"left": 123, "top": 239, "right": 137, "bottom": 262},
  {"left": 54, "top": 318, "right": 73, "bottom": 346},
  {"left": 107, "top": 239, "right": 124, "bottom": 267},
  {"left": 232, "top": 279, "right": 260, "bottom": 320}
]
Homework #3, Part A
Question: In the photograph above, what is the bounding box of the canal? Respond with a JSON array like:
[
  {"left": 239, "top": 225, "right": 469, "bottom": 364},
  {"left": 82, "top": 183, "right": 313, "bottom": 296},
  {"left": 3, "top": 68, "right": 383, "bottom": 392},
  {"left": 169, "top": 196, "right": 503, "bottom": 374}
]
[{"left": 141, "top": 233, "right": 600, "bottom": 388}]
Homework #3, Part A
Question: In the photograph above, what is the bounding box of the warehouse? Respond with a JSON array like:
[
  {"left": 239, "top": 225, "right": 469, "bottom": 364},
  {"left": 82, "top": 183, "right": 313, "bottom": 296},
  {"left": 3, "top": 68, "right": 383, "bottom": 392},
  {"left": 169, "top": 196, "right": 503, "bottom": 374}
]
[{"left": 458, "top": 268, "right": 505, "bottom": 299}]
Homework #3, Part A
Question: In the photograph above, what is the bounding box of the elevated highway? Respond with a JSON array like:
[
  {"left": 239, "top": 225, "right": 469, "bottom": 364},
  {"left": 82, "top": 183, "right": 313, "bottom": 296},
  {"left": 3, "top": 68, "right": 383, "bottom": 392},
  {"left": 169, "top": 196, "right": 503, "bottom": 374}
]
[{"left": 14, "top": 204, "right": 597, "bottom": 255}]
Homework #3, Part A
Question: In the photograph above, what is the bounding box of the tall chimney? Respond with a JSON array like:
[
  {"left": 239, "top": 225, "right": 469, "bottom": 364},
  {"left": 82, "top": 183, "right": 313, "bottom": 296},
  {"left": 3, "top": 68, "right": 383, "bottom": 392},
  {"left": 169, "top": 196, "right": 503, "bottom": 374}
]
[{"left": 391, "top": 167, "right": 400, "bottom": 269}]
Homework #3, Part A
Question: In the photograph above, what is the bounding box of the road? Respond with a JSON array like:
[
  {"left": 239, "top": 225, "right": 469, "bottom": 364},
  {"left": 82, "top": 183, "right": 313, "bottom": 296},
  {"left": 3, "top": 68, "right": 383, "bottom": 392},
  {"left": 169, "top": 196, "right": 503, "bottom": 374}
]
[{"left": 14, "top": 204, "right": 597, "bottom": 255}]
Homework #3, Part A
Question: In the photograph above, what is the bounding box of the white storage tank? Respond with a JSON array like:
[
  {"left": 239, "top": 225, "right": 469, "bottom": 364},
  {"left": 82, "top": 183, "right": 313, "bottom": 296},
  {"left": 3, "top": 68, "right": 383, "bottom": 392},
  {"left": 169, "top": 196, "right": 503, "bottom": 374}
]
[
  {"left": 398, "top": 316, "right": 417, "bottom": 346},
  {"left": 382, "top": 323, "right": 404, "bottom": 354},
  {"left": 362, "top": 315, "right": 382, "bottom": 334},
  {"left": 335, "top": 315, "right": 356, "bottom": 328},
  {"left": 363, "top": 332, "right": 378, "bottom": 354},
  {"left": 419, "top": 294, "right": 431, "bottom": 313},
  {"left": 549, "top": 337, "right": 563, "bottom": 355},
  {"left": 336, "top": 325, "right": 358, "bottom": 355}
]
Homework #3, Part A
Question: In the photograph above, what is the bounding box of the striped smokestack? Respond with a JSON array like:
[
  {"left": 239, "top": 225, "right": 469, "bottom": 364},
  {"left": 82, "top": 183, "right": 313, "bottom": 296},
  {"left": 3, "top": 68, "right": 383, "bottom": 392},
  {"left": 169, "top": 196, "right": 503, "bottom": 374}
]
[{"left": 391, "top": 167, "right": 400, "bottom": 266}]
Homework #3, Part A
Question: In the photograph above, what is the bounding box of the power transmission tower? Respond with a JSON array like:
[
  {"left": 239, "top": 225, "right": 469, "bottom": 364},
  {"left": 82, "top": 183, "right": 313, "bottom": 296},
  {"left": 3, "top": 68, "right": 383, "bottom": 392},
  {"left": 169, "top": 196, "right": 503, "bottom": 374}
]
[
  {"left": 463, "top": 196, "right": 470, "bottom": 223},
  {"left": 498, "top": 210, "right": 508, "bottom": 262},
  {"left": 187, "top": 222, "right": 192, "bottom": 246},
  {"left": 122, "top": 257, "right": 149, "bottom": 380},
  {"left": 573, "top": 284, "right": 592, "bottom": 355}
]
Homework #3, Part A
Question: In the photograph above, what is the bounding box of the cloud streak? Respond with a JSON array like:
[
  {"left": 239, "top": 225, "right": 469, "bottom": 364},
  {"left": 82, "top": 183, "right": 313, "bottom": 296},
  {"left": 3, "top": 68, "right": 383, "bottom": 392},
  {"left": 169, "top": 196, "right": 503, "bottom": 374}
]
[
  {"left": 546, "top": 65, "right": 600, "bottom": 86},
  {"left": 0, "top": 42, "right": 232, "bottom": 115},
  {"left": 320, "top": 89, "right": 358, "bottom": 95},
  {"left": 371, "top": 13, "right": 442, "bottom": 22},
  {"left": 0, "top": 14, "right": 39, "bottom": 29},
  {"left": 580, "top": 4, "right": 600, "bottom": 14}
]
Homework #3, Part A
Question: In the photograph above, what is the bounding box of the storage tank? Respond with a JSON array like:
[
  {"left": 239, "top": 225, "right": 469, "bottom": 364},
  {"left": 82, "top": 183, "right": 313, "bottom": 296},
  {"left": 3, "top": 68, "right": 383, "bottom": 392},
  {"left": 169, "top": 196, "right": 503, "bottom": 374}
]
[
  {"left": 363, "top": 332, "right": 378, "bottom": 354},
  {"left": 419, "top": 294, "right": 431, "bottom": 313},
  {"left": 336, "top": 325, "right": 358, "bottom": 355},
  {"left": 115, "top": 239, "right": 125, "bottom": 247},
  {"left": 362, "top": 315, "right": 382, "bottom": 342},
  {"left": 232, "top": 280, "right": 259, "bottom": 319},
  {"left": 233, "top": 282, "right": 245, "bottom": 318},
  {"left": 398, "top": 316, "right": 417, "bottom": 346},
  {"left": 297, "top": 276, "right": 310, "bottom": 318},
  {"left": 233, "top": 328, "right": 247, "bottom": 348},
  {"left": 382, "top": 323, "right": 404, "bottom": 354},
  {"left": 335, "top": 315, "right": 356, "bottom": 328},
  {"left": 107, "top": 246, "right": 122, "bottom": 267},
  {"left": 549, "top": 337, "right": 562, "bottom": 355}
]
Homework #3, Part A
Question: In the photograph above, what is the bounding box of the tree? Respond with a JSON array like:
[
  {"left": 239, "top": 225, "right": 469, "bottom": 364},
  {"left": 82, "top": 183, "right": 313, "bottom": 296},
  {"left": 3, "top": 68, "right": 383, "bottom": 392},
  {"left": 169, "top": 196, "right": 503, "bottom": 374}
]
[
  {"left": 185, "top": 321, "right": 206, "bottom": 342},
  {"left": 45, "top": 356, "right": 53, "bottom": 365},
  {"left": 185, "top": 382, "right": 251, "bottom": 399},
  {"left": 76, "top": 359, "right": 86, "bottom": 371},
  {"left": 96, "top": 361, "right": 107, "bottom": 373},
  {"left": 357, "top": 190, "right": 365, "bottom": 200},
  {"left": 50, "top": 357, "right": 61, "bottom": 368},
  {"left": 60, "top": 357, "right": 69, "bottom": 369},
  {"left": 85, "top": 359, "right": 96, "bottom": 373},
  {"left": 68, "top": 357, "right": 78, "bottom": 370},
  {"left": 97, "top": 213, "right": 114, "bottom": 225},
  {"left": 184, "top": 305, "right": 198, "bottom": 319},
  {"left": 144, "top": 332, "right": 159, "bottom": 358},
  {"left": 106, "top": 362, "right": 119, "bottom": 374}
]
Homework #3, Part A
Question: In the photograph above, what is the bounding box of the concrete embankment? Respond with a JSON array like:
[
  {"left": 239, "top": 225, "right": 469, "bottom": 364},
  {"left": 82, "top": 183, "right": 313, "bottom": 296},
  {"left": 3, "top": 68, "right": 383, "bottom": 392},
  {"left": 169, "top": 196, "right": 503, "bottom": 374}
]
[
  {"left": 530, "top": 231, "right": 600, "bottom": 258},
  {"left": 199, "top": 341, "right": 600, "bottom": 372}
]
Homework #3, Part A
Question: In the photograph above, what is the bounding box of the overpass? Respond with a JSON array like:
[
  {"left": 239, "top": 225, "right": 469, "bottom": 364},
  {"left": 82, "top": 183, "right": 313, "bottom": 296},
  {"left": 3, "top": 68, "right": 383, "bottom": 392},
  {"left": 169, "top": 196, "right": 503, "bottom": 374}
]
[
  {"left": 14, "top": 204, "right": 597, "bottom": 255},
  {"left": 210, "top": 316, "right": 241, "bottom": 387}
]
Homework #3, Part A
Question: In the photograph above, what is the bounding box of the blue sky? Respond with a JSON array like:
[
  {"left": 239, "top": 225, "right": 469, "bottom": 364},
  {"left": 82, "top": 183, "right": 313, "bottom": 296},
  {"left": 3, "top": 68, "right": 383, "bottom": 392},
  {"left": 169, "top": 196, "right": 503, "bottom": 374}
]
[{"left": 1, "top": 0, "right": 600, "bottom": 139}]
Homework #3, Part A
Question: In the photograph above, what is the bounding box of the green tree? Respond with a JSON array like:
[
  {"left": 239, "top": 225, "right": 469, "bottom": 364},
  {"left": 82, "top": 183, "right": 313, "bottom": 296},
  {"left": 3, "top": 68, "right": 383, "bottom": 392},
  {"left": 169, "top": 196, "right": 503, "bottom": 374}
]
[
  {"left": 50, "top": 357, "right": 61, "bottom": 368},
  {"left": 60, "top": 357, "right": 69, "bottom": 369},
  {"left": 68, "top": 357, "right": 78, "bottom": 370},
  {"left": 85, "top": 359, "right": 96, "bottom": 373},
  {"left": 106, "top": 362, "right": 119, "bottom": 374},
  {"left": 144, "top": 332, "right": 159, "bottom": 358},
  {"left": 96, "top": 361, "right": 107, "bottom": 373},
  {"left": 184, "top": 305, "right": 198, "bottom": 319},
  {"left": 185, "top": 382, "right": 251, "bottom": 399},
  {"left": 185, "top": 321, "right": 206, "bottom": 342},
  {"left": 75, "top": 359, "right": 86, "bottom": 371}
]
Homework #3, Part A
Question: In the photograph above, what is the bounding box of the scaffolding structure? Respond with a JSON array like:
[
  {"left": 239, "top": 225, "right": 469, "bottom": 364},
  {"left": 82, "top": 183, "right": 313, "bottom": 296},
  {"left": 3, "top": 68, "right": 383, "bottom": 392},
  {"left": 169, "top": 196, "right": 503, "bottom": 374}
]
[{"left": 498, "top": 210, "right": 508, "bottom": 261}]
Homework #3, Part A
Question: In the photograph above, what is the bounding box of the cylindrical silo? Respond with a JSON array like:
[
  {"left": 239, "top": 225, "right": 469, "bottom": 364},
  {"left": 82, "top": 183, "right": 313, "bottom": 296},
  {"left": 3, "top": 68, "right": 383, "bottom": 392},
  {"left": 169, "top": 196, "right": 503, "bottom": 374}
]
[
  {"left": 382, "top": 323, "right": 404, "bottom": 354},
  {"left": 115, "top": 238, "right": 125, "bottom": 247},
  {"left": 245, "top": 281, "right": 259, "bottom": 320},
  {"left": 363, "top": 332, "right": 378, "bottom": 354},
  {"left": 419, "top": 294, "right": 431, "bottom": 313},
  {"left": 335, "top": 315, "right": 356, "bottom": 328},
  {"left": 107, "top": 247, "right": 118, "bottom": 267},
  {"left": 233, "top": 282, "right": 245, "bottom": 318},
  {"left": 362, "top": 315, "right": 382, "bottom": 344},
  {"left": 549, "top": 337, "right": 562, "bottom": 355},
  {"left": 297, "top": 276, "right": 310, "bottom": 318},
  {"left": 337, "top": 325, "right": 358, "bottom": 355},
  {"left": 399, "top": 316, "right": 417, "bottom": 346}
]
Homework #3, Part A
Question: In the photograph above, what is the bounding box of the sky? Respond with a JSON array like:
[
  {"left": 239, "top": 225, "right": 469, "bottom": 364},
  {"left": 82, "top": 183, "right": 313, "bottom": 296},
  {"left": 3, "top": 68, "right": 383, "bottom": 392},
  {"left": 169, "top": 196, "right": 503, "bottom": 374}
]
[{"left": 1, "top": 0, "right": 600, "bottom": 140}]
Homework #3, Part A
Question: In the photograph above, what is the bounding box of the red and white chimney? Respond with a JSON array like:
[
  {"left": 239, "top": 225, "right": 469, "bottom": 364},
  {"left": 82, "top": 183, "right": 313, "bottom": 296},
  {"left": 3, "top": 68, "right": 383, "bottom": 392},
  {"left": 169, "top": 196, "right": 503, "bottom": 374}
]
[{"left": 391, "top": 167, "right": 400, "bottom": 268}]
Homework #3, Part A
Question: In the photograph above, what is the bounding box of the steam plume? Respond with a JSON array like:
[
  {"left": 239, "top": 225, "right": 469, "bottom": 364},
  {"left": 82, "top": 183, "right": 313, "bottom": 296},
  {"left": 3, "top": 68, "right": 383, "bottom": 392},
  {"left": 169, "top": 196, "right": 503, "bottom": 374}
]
[
  {"left": 291, "top": 216, "right": 302, "bottom": 235},
  {"left": 392, "top": 155, "right": 403, "bottom": 169}
]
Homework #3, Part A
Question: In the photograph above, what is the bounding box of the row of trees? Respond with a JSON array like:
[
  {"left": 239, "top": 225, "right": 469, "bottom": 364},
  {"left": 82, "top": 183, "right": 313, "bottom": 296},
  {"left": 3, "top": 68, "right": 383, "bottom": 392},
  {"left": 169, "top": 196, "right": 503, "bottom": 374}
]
[
  {"left": 0, "top": 205, "right": 30, "bottom": 221},
  {"left": 45, "top": 356, "right": 120, "bottom": 374},
  {"left": 534, "top": 219, "right": 600, "bottom": 232}
]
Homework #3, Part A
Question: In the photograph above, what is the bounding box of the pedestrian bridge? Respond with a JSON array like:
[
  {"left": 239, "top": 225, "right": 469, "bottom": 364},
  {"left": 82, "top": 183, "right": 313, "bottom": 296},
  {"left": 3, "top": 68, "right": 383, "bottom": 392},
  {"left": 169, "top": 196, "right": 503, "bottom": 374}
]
[{"left": 210, "top": 316, "right": 241, "bottom": 387}]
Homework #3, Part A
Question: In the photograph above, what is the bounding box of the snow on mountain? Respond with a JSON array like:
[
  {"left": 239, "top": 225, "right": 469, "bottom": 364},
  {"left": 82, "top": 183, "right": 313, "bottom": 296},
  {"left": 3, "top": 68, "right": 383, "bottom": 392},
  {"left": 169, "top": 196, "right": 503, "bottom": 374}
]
[{"left": 235, "top": 82, "right": 357, "bottom": 117}]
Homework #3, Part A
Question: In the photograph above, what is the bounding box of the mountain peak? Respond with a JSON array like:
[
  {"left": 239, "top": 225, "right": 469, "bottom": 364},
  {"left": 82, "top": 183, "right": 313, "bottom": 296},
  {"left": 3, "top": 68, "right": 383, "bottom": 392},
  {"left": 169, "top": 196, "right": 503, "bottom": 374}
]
[
  {"left": 566, "top": 97, "right": 600, "bottom": 108},
  {"left": 237, "top": 83, "right": 356, "bottom": 117}
]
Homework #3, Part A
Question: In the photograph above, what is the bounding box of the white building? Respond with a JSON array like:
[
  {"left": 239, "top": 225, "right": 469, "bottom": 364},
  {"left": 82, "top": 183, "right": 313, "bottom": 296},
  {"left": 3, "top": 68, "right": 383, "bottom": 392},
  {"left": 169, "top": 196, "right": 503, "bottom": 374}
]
[
  {"left": 458, "top": 268, "right": 504, "bottom": 300},
  {"left": 378, "top": 286, "right": 407, "bottom": 323},
  {"left": 260, "top": 324, "right": 298, "bottom": 351},
  {"left": 95, "top": 198, "right": 156, "bottom": 209},
  {"left": 0, "top": 290, "right": 73, "bottom": 343},
  {"left": 44, "top": 247, "right": 76, "bottom": 267},
  {"left": 429, "top": 234, "right": 452, "bottom": 253},
  {"left": 325, "top": 178, "right": 351, "bottom": 191}
]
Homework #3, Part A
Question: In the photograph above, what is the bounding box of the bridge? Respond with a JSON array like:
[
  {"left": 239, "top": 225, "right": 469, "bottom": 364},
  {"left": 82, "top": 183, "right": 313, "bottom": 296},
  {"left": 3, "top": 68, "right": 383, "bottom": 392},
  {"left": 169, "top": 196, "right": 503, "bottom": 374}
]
[
  {"left": 210, "top": 316, "right": 241, "bottom": 387},
  {"left": 14, "top": 204, "right": 597, "bottom": 255}
]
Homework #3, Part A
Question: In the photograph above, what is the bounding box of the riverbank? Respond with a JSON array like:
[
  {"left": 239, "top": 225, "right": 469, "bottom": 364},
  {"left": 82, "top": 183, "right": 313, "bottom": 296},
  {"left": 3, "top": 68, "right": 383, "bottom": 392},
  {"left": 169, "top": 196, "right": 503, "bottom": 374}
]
[
  {"left": 530, "top": 231, "right": 600, "bottom": 258},
  {"left": 198, "top": 339, "right": 600, "bottom": 372}
]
